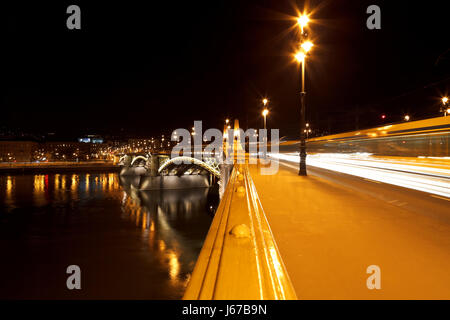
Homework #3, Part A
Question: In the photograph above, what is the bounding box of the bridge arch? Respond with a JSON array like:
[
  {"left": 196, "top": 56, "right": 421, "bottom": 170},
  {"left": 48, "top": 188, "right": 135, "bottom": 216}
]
[
  {"left": 130, "top": 155, "right": 149, "bottom": 167},
  {"left": 158, "top": 156, "right": 220, "bottom": 178}
]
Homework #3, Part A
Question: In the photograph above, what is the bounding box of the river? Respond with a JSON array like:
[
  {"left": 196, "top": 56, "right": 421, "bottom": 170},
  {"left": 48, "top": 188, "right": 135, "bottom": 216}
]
[{"left": 0, "top": 172, "right": 218, "bottom": 299}]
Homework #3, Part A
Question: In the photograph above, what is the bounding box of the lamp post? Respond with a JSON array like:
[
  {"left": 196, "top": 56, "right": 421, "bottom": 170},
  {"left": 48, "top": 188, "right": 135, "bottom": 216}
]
[
  {"left": 295, "top": 14, "right": 313, "bottom": 176},
  {"left": 262, "top": 99, "right": 269, "bottom": 130},
  {"left": 262, "top": 105, "right": 269, "bottom": 158},
  {"left": 304, "top": 123, "right": 312, "bottom": 139},
  {"left": 442, "top": 97, "right": 449, "bottom": 116}
]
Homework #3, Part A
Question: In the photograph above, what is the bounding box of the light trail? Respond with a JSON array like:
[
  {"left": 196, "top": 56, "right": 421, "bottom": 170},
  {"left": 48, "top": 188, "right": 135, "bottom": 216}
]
[{"left": 270, "top": 153, "right": 450, "bottom": 199}]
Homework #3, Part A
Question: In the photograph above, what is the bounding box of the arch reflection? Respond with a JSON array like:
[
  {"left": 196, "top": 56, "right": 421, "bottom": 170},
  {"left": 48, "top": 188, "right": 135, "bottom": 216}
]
[{"left": 119, "top": 175, "right": 217, "bottom": 290}]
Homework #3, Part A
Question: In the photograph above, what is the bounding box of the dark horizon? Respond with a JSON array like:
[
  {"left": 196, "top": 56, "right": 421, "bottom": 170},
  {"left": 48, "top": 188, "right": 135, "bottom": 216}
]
[{"left": 3, "top": 0, "right": 449, "bottom": 140}]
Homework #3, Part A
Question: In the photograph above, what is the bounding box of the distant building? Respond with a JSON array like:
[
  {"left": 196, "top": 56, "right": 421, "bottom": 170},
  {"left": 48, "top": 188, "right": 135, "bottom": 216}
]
[
  {"left": 0, "top": 141, "right": 38, "bottom": 162},
  {"left": 43, "top": 142, "right": 90, "bottom": 161},
  {"left": 78, "top": 135, "right": 104, "bottom": 144}
]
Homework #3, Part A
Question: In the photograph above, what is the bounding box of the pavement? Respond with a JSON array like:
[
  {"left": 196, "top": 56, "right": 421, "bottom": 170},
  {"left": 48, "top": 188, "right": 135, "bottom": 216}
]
[{"left": 248, "top": 159, "right": 450, "bottom": 299}]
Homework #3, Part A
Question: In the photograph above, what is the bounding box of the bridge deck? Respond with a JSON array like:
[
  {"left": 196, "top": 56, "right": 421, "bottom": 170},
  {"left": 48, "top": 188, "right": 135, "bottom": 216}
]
[{"left": 248, "top": 159, "right": 450, "bottom": 299}]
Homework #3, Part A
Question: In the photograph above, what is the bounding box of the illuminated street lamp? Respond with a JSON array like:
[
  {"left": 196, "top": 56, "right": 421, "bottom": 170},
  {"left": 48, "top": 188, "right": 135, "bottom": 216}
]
[
  {"left": 295, "top": 12, "right": 313, "bottom": 176},
  {"left": 442, "top": 97, "right": 449, "bottom": 116},
  {"left": 262, "top": 108, "right": 269, "bottom": 130},
  {"left": 297, "top": 14, "right": 309, "bottom": 33},
  {"left": 304, "top": 123, "right": 312, "bottom": 138},
  {"left": 225, "top": 118, "right": 230, "bottom": 124},
  {"left": 301, "top": 41, "right": 314, "bottom": 53},
  {"left": 294, "top": 51, "right": 305, "bottom": 63},
  {"left": 404, "top": 115, "right": 410, "bottom": 121}
]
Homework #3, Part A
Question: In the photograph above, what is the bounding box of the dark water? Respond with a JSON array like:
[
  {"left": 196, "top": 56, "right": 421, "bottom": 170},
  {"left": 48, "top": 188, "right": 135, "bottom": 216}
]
[{"left": 0, "top": 172, "right": 218, "bottom": 299}]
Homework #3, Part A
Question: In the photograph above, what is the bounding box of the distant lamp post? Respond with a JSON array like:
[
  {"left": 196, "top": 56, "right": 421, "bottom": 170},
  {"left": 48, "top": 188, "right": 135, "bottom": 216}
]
[
  {"left": 304, "top": 123, "right": 312, "bottom": 139},
  {"left": 225, "top": 118, "right": 229, "bottom": 124},
  {"left": 442, "top": 97, "right": 449, "bottom": 116},
  {"left": 294, "top": 12, "right": 313, "bottom": 176},
  {"left": 404, "top": 115, "right": 410, "bottom": 121},
  {"left": 301, "top": 41, "right": 314, "bottom": 53},
  {"left": 262, "top": 108, "right": 269, "bottom": 129},
  {"left": 297, "top": 14, "right": 309, "bottom": 33},
  {"left": 262, "top": 108, "right": 269, "bottom": 158}
]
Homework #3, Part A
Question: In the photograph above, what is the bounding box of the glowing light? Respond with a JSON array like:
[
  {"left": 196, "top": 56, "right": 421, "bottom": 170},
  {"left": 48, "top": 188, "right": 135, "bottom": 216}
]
[
  {"left": 262, "top": 98, "right": 268, "bottom": 106},
  {"left": 168, "top": 250, "right": 180, "bottom": 281},
  {"left": 404, "top": 115, "right": 410, "bottom": 121},
  {"left": 442, "top": 97, "right": 448, "bottom": 104},
  {"left": 6, "top": 176, "right": 13, "bottom": 199},
  {"left": 297, "top": 14, "right": 309, "bottom": 31},
  {"left": 225, "top": 119, "right": 229, "bottom": 124},
  {"left": 301, "top": 41, "right": 314, "bottom": 52},
  {"left": 262, "top": 109, "right": 269, "bottom": 117},
  {"left": 294, "top": 51, "right": 306, "bottom": 63}
]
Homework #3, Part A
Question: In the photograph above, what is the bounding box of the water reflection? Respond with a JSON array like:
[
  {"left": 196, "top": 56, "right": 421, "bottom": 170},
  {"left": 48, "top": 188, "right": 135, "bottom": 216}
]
[
  {"left": 119, "top": 175, "right": 218, "bottom": 291},
  {"left": 0, "top": 172, "right": 217, "bottom": 299}
]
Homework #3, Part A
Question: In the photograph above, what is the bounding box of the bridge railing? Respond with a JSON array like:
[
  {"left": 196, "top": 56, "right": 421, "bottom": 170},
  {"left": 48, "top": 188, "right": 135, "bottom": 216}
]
[{"left": 183, "top": 164, "right": 297, "bottom": 300}]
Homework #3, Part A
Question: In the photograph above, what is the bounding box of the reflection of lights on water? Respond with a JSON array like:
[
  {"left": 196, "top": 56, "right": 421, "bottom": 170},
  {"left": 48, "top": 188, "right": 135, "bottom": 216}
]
[
  {"left": 61, "top": 175, "right": 66, "bottom": 190},
  {"left": 34, "top": 175, "right": 45, "bottom": 194},
  {"left": 86, "top": 174, "right": 90, "bottom": 193},
  {"left": 142, "top": 212, "right": 147, "bottom": 229},
  {"left": 135, "top": 207, "right": 141, "bottom": 226},
  {"left": 6, "top": 176, "right": 13, "bottom": 199},
  {"left": 54, "top": 174, "right": 60, "bottom": 190},
  {"left": 159, "top": 240, "right": 166, "bottom": 251},
  {"left": 108, "top": 173, "right": 115, "bottom": 189},
  {"left": 71, "top": 174, "right": 78, "bottom": 193},
  {"left": 34, "top": 175, "right": 47, "bottom": 206},
  {"left": 168, "top": 250, "right": 180, "bottom": 281}
]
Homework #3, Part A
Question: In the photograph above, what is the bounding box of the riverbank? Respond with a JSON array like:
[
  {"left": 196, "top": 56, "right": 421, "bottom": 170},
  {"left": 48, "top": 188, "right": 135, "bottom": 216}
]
[{"left": 0, "top": 161, "right": 120, "bottom": 174}]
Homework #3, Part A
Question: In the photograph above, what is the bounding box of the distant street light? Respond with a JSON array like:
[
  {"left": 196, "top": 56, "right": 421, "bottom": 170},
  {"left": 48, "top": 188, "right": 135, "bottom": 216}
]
[
  {"left": 261, "top": 99, "right": 270, "bottom": 158},
  {"left": 262, "top": 109, "right": 269, "bottom": 135},
  {"left": 225, "top": 118, "right": 229, "bottom": 124},
  {"left": 301, "top": 41, "right": 314, "bottom": 53},
  {"left": 442, "top": 97, "right": 449, "bottom": 116},
  {"left": 294, "top": 51, "right": 306, "bottom": 63},
  {"left": 262, "top": 99, "right": 269, "bottom": 130},
  {"left": 294, "top": 12, "right": 313, "bottom": 176},
  {"left": 304, "top": 123, "right": 312, "bottom": 138},
  {"left": 297, "top": 14, "right": 309, "bottom": 33},
  {"left": 404, "top": 115, "right": 410, "bottom": 121}
]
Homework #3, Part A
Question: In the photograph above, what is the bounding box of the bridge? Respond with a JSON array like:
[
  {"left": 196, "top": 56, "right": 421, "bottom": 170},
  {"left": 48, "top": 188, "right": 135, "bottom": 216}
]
[{"left": 118, "top": 153, "right": 222, "bottom": 190}]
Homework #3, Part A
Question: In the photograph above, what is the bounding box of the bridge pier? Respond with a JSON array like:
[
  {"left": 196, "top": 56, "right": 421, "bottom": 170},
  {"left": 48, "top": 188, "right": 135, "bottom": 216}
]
[{"left": 139, "top": 174, "right": 211, "bottom": 190}]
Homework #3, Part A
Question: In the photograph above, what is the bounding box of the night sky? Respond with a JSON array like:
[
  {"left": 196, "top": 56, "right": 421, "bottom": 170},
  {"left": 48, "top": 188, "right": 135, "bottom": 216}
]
[{"left": 3, "top": 0, "right": 449, "bottom": 139}]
